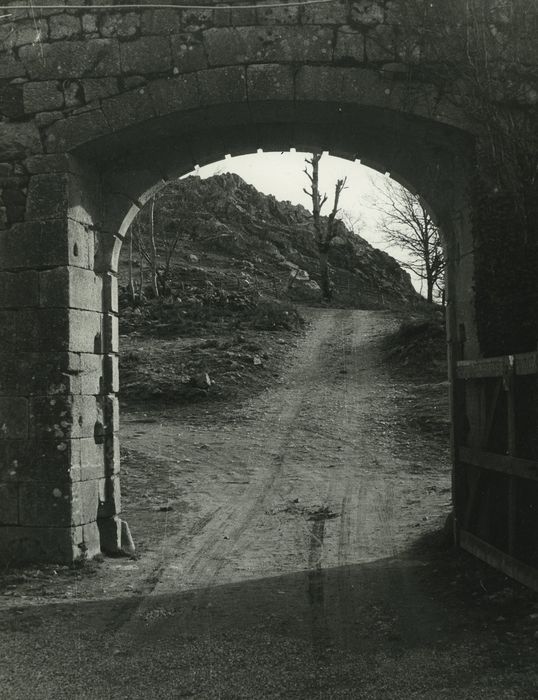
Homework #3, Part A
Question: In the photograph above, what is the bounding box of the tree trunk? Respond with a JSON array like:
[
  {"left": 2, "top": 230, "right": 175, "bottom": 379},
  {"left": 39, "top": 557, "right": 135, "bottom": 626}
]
[
  {"left": 127, "top": 228, "right": 135, "bottom": 303},
  {"left": 149, "top": 198, "right": 159, "bottom": 298},
  {"left": 319, "top": 249, "right": 331, "bottom": 301},
  {"left": 137, "top": 232, "right": 145, "bottom": 301},
  {"left": 426, "top": 276, "right": 434, "bottom": 303}
]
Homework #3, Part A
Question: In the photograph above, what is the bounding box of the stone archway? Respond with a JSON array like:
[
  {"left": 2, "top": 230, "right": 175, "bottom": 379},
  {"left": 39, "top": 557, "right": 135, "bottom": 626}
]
[{"left": 0, "top": 3, "right": 535, "bottom": 568}]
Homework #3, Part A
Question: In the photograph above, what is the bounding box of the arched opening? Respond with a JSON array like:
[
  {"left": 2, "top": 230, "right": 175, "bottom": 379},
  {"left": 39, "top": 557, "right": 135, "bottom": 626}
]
[
  {"left": 111, "top": 150, "right": 454, "bottom": 575},
  {"left": 82, "top": 97, "right": 472, "bottom": 558},
  {"left": 0, "top": 84, "right": 479, "bottom": 563}
]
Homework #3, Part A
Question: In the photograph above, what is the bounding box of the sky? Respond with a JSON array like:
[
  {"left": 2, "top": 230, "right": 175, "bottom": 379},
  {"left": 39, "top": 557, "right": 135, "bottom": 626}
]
[{"left": 193, "top": 151, "right": 424, "bottom": 294}]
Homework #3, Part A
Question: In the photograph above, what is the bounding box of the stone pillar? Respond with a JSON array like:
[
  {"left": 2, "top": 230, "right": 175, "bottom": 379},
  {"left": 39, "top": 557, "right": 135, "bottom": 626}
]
[{"left": 0, "top": 153, "right": 121, "bottom": 563}]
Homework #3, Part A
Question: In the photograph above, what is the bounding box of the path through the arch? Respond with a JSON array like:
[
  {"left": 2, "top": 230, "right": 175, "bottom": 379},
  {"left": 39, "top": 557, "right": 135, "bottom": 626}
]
[{"left": 1, "top": 309, "right": 537, "bottom": 698}]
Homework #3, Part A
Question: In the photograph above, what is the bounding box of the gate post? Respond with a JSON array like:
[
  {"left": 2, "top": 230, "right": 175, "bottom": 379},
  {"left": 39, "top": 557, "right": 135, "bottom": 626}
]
[{"left": 0, "top": 153, "right": 121, "bottom": 563}]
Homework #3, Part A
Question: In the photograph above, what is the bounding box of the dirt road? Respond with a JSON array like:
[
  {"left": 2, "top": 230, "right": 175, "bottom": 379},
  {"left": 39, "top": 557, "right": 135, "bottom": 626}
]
[{"left": 1, "top": 309, "right": 538, "bottom": 699}]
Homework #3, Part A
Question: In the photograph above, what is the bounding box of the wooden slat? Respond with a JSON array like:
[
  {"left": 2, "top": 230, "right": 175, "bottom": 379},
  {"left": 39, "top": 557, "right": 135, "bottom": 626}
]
[
  {"left": 459, "top": 446, "right": 538, "bottom": 481},
  {"left": 457, "top": 356, "right": 507, "bottom": 379},
  {"left": 456, "top": 352, "right": 538, "bottom": 379},
  {"left": 460, "top": 530, "right": 538, "bottom": 593},
  {"left": 506, "top": 361, "right": 517, "bottom": 555},
  {"left": 515, "top": 352, "right": 538, "bottom": 376}
]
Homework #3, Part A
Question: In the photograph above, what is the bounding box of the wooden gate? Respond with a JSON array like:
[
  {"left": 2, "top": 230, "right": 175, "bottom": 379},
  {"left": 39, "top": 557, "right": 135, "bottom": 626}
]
[{"left": 453, "top": 351, "right": 538, "bottom": 589}]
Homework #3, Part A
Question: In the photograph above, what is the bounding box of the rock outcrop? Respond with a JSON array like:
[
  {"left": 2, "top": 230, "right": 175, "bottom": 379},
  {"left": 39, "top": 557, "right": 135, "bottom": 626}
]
[{"left": 125, "top": 172, "right": 417, "bottom": 308}]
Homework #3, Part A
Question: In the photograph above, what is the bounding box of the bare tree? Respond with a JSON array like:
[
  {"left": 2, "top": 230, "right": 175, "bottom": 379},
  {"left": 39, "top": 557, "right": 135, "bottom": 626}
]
[
  {"left": 148, "top": 197, "right": 159, "bottom": 298},
  {"left": 303, "top": 152, "right": 347, "bottom": 301},
  {"left": 127, "top": 227, "right": 135, "bottom": 303},
  {"left": 373, "top": 178, "right": 445, "bottom": 304},
  {"left": 340, "top": 210, "right": 365, "bottom": 237},
  {"left": 159, "top": 221, "right": 183, "bottom": 296}
]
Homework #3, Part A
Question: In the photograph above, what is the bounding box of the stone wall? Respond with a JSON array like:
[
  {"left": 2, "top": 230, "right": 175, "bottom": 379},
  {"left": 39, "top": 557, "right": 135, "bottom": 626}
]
[{"left": 0, "top": 0, "right": 536, "bottom": 562}]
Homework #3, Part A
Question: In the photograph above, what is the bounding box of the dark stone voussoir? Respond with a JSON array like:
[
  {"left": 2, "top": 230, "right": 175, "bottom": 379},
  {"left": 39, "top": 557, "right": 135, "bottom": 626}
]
[
  {"left": 119, "top": 36, "right": 172, "bottom": 75},
  {"left": 19, "top": 39, "right": 121, "bottom": 80},
  {"left": 45, "top": 109, "right": 110, "bottom": 153},
  {"left": 101, "top": 87, "right": 156, "bottom": 131}
]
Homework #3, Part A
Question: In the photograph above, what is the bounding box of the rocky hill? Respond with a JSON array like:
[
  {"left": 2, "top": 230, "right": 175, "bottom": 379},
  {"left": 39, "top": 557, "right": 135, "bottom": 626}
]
[
  {"left": 119, "top": 172, "right": 417, "bottom": 309},
  {"left": 116, "top": 173, "right": 418, "bottom": 407}
]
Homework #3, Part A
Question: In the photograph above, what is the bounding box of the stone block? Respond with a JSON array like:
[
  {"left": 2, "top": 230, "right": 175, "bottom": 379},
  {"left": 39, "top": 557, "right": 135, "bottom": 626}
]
[
  {"left": 230, "top": 7, "right": 257, "bottom": 26},
  {"left": 0, "top": 186, "right": 26, "bottom": 214},
  {"left": 45, "top": 108, "right": 110, "bottom": 153},
  {"left": 102, "top": 272, "right": 118, "bottom": 314},
  {"left": 120, "top": 36, "right": 172, "bottom": 74},
  {"left": 170, "top": 37, "right": 208, "bottom": 73},
  {"left": 246, "top": 64, "right": 294, "bottom": 102},
  {"left": 0, "top": 122, "right": 42, "bottom": 161},
  {"left": 79, "top": 354, "right": 104, "bottom": 396},
  {"left": 25, "top": 169, "right": 99, "bottom": 226},
  {"left": 148, "top": 74, "right": 200, "bottom": 116},
  {"left": 295, "top": 65, "right": 387, "bottom": 104},
  {"left": 141, "top": 9, "right": 181, "bottom": 35},
  {"left": 334, "top": 29, "right": 366, "bottom": 63},
  {"left": 104, "top": 435, "right": 120, "bottom": 476},
  {"left": 25, "top": 172, "right": 68, "bottom": 221},
  {"left": 4, "top": 436, "right": 106, "bottom": 485},
  {"left": 302, "top": 1, "right": 347, "bottom": 24},
  {"left": 0, "top": 55, "right": 26, "bottom": 80},
  {"left": 30, "top": 393, "right": 104, "bottom": 442},
  {"left": 100, "top": 12, "right": 140, "bottom": 38},
  {"left": 20, "top": 39, "right": 121, "bottom": 80},
  {"left": 18, "top": 477, "right": 102, "bottom": 527},
  {"left": 23, "top": 81, "right": 64, "bottom": 113},
  {"left": 82, "top": 13, "right": 98, "bottom": 34},
  {"left": 101, "top": 88, "right": 155, "bottom": 131},
  {"left": 102, "top": 395, "right": 119, "bottom": 433},
  {"left": 49, "top": 13, "right": 81, "bottom": 40},
  {"left": 0, "top": 437, "right": 71, "bottom": 483},
  {"left": 179, "top": 7, "right": 212, "bottom": 31},
  {"left": 103, "top": 354, "right": 119, "bottom": 394},
  {"left": 256, "top": 4, "right": 300, "bottom": 25},
  {"left": 24, "top": 153, "right": 80, "bottom": 175},
  {"left": 196, "top": 66, "right": 247, "bottom": 105},
  {"left": 201, "top": 27, "right": 248, "bottom": 65},
  {"left": 0, "top": 82, "right": 24, "bottom": 120},
  {"left": 39, "top": 266, "right": 103, "bottom": 312},
  {"left": 365, "top": 24, "right": 398, "bottom": 62},
  {"left": 1, "top": 19, "right": 48, "bottom": 49},
  {"left": 0, "top": 310, "right": 20, "bottom": 353},
  {"left": 0, "top": 483, "right": 19, "bottom": 524},
  {"left": 1, "top": 219, "right": 94, "bottom": 271},
  {"left": 0, "top": 270, "right": 39, "bottom": 308},
  {"left": 12, "top": 307, "right": 102, "bottom": 353},
  {"left": 0, "top": 524, "right": 97, "bottom": 563},
  {"left": 103, "top": 314, "right": 119, "bottom": 354},
  {"left": 349, "top": 0, "right": 385, "bottom": 26},
  {"left": 202, "top": 26, "right": 334, "bottom": 65},
  {"left": 35, "top": 111, "right": 63, "bottom": 129},
  {"left": 0, "top": 397, "right": 29, "bottom": 440},
  {"left": 82, "top": 77, "right": 119, "bottom": 102},
  {"left": 295, "top": 65, "right": 343, "bottom": 102},
  {"left": 0, "top": 351, "right": 82, "bottom": 397},
  {"left": 68, "top": 309, "right": 105, "bottom": 354}
]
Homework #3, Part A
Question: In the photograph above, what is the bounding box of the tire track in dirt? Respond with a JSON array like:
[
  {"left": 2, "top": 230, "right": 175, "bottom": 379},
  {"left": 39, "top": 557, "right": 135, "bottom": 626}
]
[
  {"left": 156, "top": 311, "right": 345, "bottom": 593},
  {"left": 110, "top": 310, "right": 346, "bottom": 641}
]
